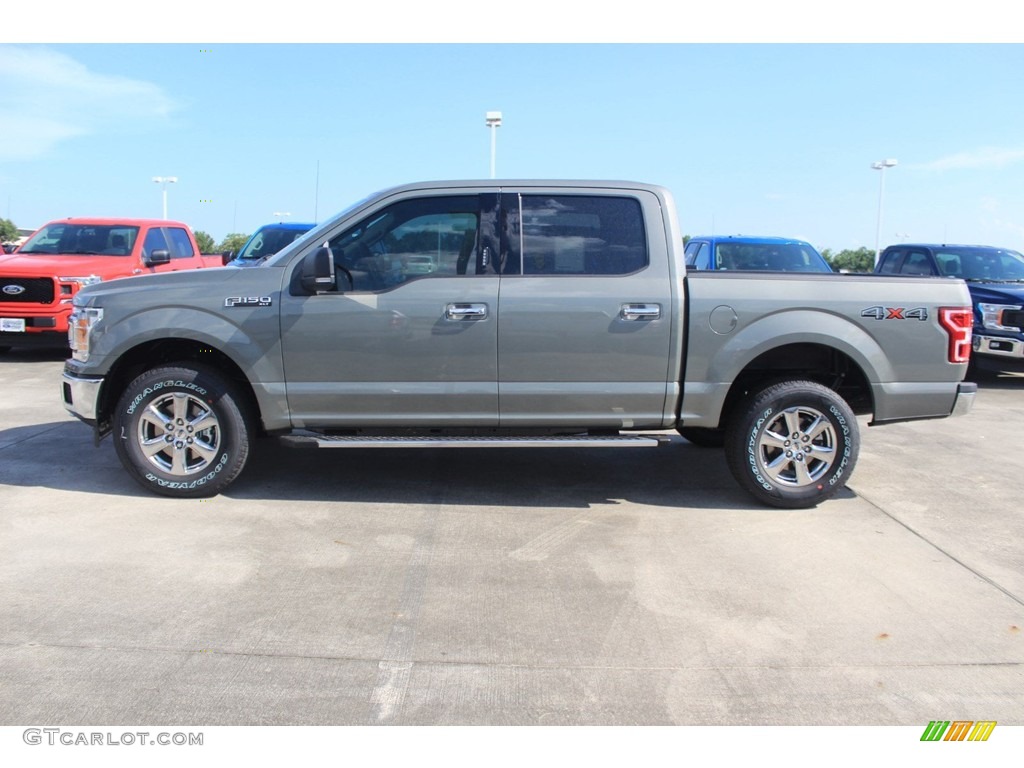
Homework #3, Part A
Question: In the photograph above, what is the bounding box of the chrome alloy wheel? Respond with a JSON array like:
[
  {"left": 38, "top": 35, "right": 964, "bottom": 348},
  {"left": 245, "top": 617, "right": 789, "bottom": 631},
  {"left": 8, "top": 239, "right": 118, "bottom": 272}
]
[
  {"left": 753, "top": 405, "right": 837, "bottom": 487},
  {"left": 137, "top": 392, "right": 221, "bottom": 475}
]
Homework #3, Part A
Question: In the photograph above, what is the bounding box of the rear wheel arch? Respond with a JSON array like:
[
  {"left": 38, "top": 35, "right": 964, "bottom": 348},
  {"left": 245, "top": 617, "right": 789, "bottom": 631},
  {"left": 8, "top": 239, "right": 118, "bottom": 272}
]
[{"left": 716, "top": 343, "right": 873, "bottom": 430}]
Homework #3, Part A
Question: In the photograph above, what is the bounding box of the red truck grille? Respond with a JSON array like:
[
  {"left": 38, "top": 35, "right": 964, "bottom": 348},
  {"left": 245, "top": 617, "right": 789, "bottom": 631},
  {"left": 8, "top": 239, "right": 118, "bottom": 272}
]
[{"left": 0, "top": 277, "right": 55, "bottom": 304}]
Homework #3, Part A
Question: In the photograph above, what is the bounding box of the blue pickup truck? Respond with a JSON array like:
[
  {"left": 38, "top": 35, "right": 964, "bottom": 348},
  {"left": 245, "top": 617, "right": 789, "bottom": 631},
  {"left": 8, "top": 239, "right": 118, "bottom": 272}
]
[
  {"left": 683, "top": 235, "right": 832, "bottom": 272},
  {"left": 876, "top": 243, "right": 1024, "bottom": 372},
  {"left": 228, "top": 221, "right": 317, "bottom": 267}
]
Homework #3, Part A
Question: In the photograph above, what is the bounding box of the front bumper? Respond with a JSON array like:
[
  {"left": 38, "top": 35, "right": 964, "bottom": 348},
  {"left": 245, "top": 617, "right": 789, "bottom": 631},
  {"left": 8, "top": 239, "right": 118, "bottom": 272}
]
[
  {"left": 61, "top": 370, "right": 104, "bottom": 423},
  {"left": 973, "top": 333, "right": 1024, "bottom": 361}
]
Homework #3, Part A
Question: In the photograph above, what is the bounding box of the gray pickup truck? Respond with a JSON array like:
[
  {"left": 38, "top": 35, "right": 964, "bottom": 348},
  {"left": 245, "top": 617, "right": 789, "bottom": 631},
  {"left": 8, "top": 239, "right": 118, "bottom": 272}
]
[{"left": 61, "top": 180, "right": 977, "bottom": 508}]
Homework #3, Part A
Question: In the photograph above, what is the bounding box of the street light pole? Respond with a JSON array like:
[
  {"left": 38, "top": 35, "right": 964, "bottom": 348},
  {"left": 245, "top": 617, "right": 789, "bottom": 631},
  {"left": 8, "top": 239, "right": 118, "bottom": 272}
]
[
  {"left": 871, "top": 159, "right": 897, "bottom": 266},
  {"left": 152, "top": 176, "right": 178, "bottom": 219},
  {"left": 485, "top": 111, "right": 502, "bottom": 179}
]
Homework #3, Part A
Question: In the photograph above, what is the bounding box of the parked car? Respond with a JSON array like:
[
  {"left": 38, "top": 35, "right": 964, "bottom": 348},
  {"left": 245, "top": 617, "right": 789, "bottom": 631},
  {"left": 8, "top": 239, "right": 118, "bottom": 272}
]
[
  {"left": 228, "top": 221, "right": 317, "bottom": 267},
  {"left": 61, "top": 180, "right": 975, "bottom": 508},
  {"left": 0, "top": 218, "right": 226, "bottom": 350},
  {"left": 876, "top": 243, "right": 1024, "bottom": 373},
  {"left": 684, "top": 235, "right": 832, "bottom": 272}
]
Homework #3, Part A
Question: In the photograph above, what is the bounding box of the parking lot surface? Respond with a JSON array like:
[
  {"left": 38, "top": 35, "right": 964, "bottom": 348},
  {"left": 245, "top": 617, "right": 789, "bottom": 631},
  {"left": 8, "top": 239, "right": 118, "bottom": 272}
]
[{"left": 1, "top": 349, "right": 1022, "bottom": 725}]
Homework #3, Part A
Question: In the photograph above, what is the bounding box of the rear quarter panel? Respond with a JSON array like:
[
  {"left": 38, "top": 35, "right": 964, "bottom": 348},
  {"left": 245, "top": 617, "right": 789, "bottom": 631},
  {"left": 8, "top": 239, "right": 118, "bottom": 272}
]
[{"left": 681, "top": 271, "right": 972, "bottom": 425}]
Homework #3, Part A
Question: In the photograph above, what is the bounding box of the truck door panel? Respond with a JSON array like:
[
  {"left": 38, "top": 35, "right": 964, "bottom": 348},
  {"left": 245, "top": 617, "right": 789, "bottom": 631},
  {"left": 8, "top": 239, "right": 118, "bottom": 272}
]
[
  {"left": 280, "top": 193, "right": 500, "bottom": 427},
  {"left": 496, "top": 191, "right": 674, "bottom": 428}
]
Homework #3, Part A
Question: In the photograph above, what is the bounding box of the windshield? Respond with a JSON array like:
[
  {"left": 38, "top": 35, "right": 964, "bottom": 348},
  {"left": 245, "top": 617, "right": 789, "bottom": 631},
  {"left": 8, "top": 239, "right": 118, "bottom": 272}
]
[
  {"left": 18, "top": 223, "right": 140, "bottom": 256},
  {"left": 933, "top": 247, "right": 1024, "bottom": 281},
  {"left": 237, "top": 226, "right": 315, "bottom": 260},
  {"left": 714, "top": 242, "right": 831, "bottom": 272}
]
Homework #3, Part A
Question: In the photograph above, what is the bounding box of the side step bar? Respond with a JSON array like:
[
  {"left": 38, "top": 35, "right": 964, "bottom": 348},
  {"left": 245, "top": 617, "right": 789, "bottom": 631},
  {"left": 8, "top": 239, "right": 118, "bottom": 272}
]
[{"left": 285, "top": 434, "right": 671, "bottom": 449}]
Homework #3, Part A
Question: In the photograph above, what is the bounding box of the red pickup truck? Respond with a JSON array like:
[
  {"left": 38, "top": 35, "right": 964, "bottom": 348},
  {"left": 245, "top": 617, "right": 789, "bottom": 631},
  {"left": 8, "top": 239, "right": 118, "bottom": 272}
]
[{"left": 0, "top": 218, "right": 226, "bottom": 351}]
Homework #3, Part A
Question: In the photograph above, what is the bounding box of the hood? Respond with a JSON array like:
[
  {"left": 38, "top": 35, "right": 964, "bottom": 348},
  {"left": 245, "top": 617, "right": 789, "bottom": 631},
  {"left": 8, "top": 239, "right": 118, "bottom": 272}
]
[
  {"left": 227, "top": 257, "right": 265, "bottom": 268},
  {"left": 967, "top": 281, "right": 1024, "bottom": 305},
  {"left": 0, "top": 252, "right": 144, "bottom": 280},
  {"left": 73, "top": 263, "right": 263, "bottom": 307}
]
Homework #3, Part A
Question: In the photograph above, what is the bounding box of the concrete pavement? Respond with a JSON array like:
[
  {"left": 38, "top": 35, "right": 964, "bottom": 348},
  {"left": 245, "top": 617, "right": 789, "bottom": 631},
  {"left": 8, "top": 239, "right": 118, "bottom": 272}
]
[{"left": 1, "top": 348, "right": 1022, "bottom": 725}]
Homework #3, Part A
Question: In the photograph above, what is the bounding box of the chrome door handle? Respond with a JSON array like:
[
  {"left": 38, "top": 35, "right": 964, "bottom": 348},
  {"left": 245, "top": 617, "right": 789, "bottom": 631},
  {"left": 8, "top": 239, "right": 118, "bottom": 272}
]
[
  {"left": 620, "top": 303, "right": 661, "bottom": 321},
  {"left": 446, "top": 303, "right": 488, "bottom": 320}
]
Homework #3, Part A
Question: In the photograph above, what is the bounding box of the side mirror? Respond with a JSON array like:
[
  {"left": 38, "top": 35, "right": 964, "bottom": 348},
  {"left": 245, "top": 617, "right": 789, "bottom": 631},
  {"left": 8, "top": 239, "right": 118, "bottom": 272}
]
[
  {"left": 221, "top": 251, "right": 233, "bottom": 265},
  {"left": 144, "top": 249, "right": 171, "bottom": 267},
  {"left": 300, "top": 246, "right": 336, "bottom": 294}
]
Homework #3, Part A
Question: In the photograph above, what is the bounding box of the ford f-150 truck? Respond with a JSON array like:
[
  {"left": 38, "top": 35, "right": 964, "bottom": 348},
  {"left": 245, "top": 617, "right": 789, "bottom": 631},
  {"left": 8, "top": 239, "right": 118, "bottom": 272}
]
[
  {"left": 60, "top": 181, "right": 977, "bottom": 508},
  {"left": 0, "top": 218, "right": 227, "bottom": 350},
  {"left": 876, "top": 243, "right": 1024, "bottom": 373}
]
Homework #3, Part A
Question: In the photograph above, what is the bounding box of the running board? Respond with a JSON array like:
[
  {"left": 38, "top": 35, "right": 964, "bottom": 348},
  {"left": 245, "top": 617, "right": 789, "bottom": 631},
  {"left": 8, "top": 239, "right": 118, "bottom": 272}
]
[{"left": 290, "top": 434, "right": 670, "bottom": 449}]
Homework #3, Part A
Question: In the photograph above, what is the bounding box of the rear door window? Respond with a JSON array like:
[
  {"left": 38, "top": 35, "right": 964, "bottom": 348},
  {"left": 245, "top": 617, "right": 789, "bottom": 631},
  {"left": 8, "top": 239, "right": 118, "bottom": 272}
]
[
  {"left": 877, "top": 250, "right": 905, "bottom": 274},
  {"left": 503, "top": 195, "right": 648, "bottom": 276}
]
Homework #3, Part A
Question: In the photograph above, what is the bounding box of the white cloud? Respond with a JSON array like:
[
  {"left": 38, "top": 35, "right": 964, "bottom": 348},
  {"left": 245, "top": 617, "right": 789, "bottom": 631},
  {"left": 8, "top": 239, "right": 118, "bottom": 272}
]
[
  {"left": 912, "top": 147, "right": 1024, "bottom": 172},
  {"left": 0, "top": 46, "right": 176, "bottom": 162}
]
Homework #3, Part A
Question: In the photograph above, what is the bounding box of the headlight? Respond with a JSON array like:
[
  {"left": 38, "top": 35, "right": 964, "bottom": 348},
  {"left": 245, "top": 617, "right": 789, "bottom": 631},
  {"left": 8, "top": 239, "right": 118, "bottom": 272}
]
[
  {"left": 58, "top": 275, "right": 103, "bottom": 287},
  {"left": 58, "top": 275, "right": 103, "bottom": 304},
  {"left": 978, "top": 302, "right": 1023, "bottom": 332},
  {"left": 69, "top": 306, "right": 104, "bottom": 362}
]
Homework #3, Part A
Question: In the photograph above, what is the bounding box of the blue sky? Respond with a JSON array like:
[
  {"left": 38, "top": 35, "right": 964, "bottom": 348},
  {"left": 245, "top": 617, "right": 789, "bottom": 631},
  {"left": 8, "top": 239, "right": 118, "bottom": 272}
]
[{"left": 2, "top": 9, "right": 1023, "bottom": 253}]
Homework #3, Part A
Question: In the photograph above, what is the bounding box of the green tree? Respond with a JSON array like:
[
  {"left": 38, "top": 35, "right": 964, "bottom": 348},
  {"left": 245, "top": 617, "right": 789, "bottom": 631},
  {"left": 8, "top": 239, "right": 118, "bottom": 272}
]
[
  {"left": 193, "top": 230, "right": 216, "bottom": 254},
  {"left": 823, "top": 247, "right": 875, "bottom": 273},
  {"left": 0, "top": 217, "right": 18, "bottom": 245},
  {"left": 217, "top": 232, "right": 250, "bottom": 255}
]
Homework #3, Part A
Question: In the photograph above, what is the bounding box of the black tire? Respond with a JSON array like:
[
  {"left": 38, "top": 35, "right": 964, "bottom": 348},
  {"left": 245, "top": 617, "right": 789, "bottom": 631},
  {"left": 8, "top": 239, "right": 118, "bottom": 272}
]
[
  {"left": 678, "top": 426, "right": 725, "bottom": 448},
  {"left": 112, "top": 365, "right": 252, "bottom": 498},
  {"left": 724, "top": 380, "right": 859, "bottom": 509}
]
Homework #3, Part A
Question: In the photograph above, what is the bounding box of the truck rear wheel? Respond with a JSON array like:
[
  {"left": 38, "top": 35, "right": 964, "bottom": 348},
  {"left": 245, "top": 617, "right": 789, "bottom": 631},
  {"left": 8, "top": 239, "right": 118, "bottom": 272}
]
[
  {"left": 724, "top": 380, "right": 858, "bottom": 509},
  {"left": 112, "top": 365, "right": 252, "bottom": 498}
]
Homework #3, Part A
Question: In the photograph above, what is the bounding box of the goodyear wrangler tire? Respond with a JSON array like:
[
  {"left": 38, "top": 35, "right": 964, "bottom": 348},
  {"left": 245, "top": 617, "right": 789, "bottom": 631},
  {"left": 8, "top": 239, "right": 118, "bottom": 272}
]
[
  {"left": 724, "top": 380, "right": 858, "bottom": 509},
  {"left": 112, "top": 365, "right": 252, "bottom": 498}
]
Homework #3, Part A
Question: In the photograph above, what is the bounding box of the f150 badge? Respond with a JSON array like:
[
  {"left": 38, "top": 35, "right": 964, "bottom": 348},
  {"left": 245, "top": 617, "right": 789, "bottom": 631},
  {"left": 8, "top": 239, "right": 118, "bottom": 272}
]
[
  {"left": 861, "top": 306, "right": 928, "bottom": 321},
  {"left": 225, "top": 296, "right": 273, "bottom": 307}
]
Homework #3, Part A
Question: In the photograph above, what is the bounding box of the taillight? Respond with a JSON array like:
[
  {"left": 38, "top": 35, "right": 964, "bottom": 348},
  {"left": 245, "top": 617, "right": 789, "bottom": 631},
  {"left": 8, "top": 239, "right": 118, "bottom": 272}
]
[{"left": 938, "top": 307, "right": 973, "bottom": 363}]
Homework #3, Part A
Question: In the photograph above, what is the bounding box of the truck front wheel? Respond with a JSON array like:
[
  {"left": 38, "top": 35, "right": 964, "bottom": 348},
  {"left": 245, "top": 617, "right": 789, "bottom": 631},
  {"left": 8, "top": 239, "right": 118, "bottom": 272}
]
[
  {"left": 724, "top": 380, "right": 859, "bottom": 509},
  {"left": 112, "top": 365, "right": 252, "bottom": 498}
]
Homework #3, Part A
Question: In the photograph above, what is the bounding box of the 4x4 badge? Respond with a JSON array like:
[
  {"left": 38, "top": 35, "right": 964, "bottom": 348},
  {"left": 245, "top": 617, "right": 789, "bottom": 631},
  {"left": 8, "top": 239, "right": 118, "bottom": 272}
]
[{"left": 861, "top": 306, "right": 928, "bottom": 321}]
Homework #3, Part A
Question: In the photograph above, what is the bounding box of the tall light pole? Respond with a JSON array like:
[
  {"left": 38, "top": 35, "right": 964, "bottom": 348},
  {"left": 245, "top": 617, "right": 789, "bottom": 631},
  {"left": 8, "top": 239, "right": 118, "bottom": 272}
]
[
  {"left": 152, "top": 176, "right": 178, "bottom": 219},
  {"left": 485, "top": 111, "right": 502, "bottom": 179},
  {"left": 871, "top": 159, "right": 897, "bottom": 266},
  {"left": 273, "top": 211, "right": 291, "bottom": 220}
]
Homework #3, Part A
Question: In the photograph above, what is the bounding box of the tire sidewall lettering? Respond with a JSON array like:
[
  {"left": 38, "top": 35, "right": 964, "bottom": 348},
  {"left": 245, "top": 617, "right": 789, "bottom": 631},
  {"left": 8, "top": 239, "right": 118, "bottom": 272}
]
[
  {"left": 746, "top": 407, "right": 774, "bottom": 491},
  {"left": 144, "top": 451, "right": 230, "bottom": 489},
  {"left": 125, "top": 380, "right": 209, "bottom": 416},
  {"left": 827, "top": 404, "right": 852, "bottom": 486}
]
